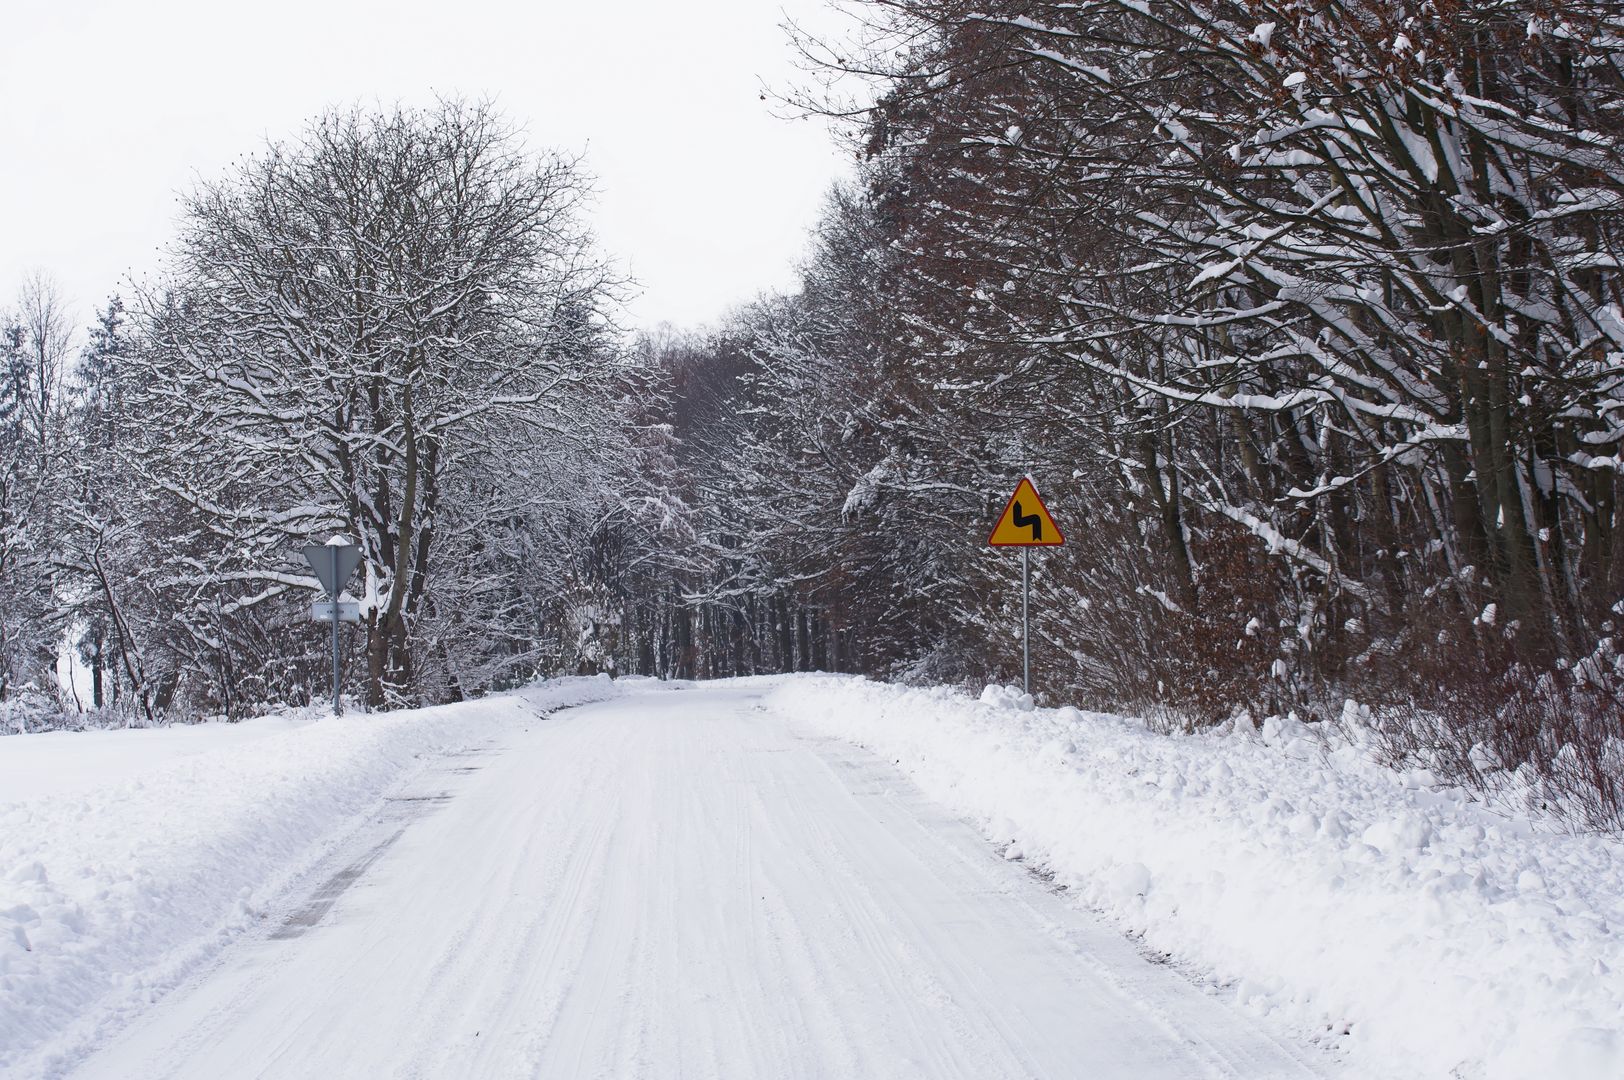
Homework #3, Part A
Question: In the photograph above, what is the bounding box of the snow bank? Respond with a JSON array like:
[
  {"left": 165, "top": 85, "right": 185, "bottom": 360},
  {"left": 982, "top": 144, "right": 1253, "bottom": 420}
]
[
  {"left": 768, "top": 675, "right": 1624, "bottom": 1080},
  {"left": 0, "top": 677, "right": 618, "bottom": 1075},
  {"left": 0, "top": 708, "right": 333, "bottom": 803}
]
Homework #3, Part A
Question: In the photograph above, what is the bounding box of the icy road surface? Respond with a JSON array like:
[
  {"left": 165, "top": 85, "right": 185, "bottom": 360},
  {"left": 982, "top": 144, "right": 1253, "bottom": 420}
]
[{"left": 67, "top": 682, "right": 1334, "bottom": 1079}]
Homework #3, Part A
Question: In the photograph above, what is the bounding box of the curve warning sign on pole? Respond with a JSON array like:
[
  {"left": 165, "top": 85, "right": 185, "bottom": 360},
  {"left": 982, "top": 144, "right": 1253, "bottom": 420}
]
[{"left": 987, "top": 477, "right": 1064, "bottom": 546}]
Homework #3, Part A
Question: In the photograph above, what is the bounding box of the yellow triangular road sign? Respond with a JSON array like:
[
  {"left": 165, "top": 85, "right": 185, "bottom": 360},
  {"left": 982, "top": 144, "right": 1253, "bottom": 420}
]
[{"left": 987, "top": 477, "right": 1064, "bottom": 546}]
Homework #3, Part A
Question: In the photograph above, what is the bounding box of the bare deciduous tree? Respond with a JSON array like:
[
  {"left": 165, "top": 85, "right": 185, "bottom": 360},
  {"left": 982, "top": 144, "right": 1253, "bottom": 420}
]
[{"left": 133, "top": 99, "right": 626, "bottom": 708}]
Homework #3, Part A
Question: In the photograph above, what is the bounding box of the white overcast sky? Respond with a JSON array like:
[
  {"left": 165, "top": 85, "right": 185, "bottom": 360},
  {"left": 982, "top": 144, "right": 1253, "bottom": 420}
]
[{"left": 1, "top": 0, "right": 858, "bottom": 336}]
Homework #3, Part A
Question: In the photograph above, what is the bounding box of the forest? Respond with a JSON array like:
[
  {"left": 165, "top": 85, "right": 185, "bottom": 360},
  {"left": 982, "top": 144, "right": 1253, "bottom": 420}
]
[{"left": 3, "top": 1, "right": 1622, "bottom": 824}]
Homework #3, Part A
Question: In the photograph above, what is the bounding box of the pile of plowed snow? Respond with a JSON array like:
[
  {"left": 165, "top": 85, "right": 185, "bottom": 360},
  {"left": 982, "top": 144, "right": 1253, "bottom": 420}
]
[
  {"left": 768, "top": 675, "right": 1624, "bottom": 1080},
  {"left": 0, "top": 678, "right": 619, "bottom": 1075}
]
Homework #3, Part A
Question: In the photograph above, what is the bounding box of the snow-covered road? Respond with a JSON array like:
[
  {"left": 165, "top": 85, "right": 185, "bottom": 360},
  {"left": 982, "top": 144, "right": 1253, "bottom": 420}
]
[{"left": 62, "top": 681, "right": 1332, "bottom": 1079}]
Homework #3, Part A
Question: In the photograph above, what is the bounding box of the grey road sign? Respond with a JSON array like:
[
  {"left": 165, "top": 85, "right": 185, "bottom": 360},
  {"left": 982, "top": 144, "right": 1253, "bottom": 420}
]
[
  {"left": 311, "top": 601, "right": 362, "bottom": 623},
  {"left": 302, "top": 541, "right": 364, "bottom": 716},
  {"left": 302, "top": 543, "right": 363, "bottom": 598}
]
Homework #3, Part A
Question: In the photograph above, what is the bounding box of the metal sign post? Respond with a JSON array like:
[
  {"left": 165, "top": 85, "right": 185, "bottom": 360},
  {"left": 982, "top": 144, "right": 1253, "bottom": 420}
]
[
  {"left": 1022, "top": 548, "right": 1031, "bottom": 695},
  {"left": 329, "top": 577, "right": 341, "bottom": 714},
  {"left": 987, "top": 477, "right": 1064, "bottom": 698},
  {"left": 302, "top": 541, "right": 363, "bottom": 715}
]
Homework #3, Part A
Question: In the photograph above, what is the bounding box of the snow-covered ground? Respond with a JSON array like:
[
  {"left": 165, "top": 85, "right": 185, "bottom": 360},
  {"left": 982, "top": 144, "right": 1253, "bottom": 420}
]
[
  {"left": 0, "top": 707, "right": 331, "bottom": 802},
  {"left": 2, "top": 674, "right": 1617, "bottom": 1079},
  {"left": 10, "top": 679, "right": 1330, "bottom": 1080},
  {"left": 768, "top": 676, "right": 1624, "bottom": 1080},
  {"left": 0, "top": 677, "right": 621, "bottom": 1076}
]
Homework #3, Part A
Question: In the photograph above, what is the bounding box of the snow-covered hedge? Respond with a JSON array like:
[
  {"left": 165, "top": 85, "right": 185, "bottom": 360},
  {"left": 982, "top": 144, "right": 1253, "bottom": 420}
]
[{"left": 769, "top": 675, "right": 1624, "bottom": 1080}]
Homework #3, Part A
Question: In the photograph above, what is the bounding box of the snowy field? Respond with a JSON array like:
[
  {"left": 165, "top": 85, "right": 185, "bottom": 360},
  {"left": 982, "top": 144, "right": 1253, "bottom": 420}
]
[{"left": 1, "top": 674, "right": 1618, "bottom": 1079}]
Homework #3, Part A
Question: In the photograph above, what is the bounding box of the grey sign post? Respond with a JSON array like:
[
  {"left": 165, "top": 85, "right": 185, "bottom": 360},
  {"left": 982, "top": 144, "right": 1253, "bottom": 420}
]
[
  {"left": 303, "top": 541, "right": 363, "bottom": 715},
  {"left": 1022, "top": 548, "right": 1031, "bottom": 695}
]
